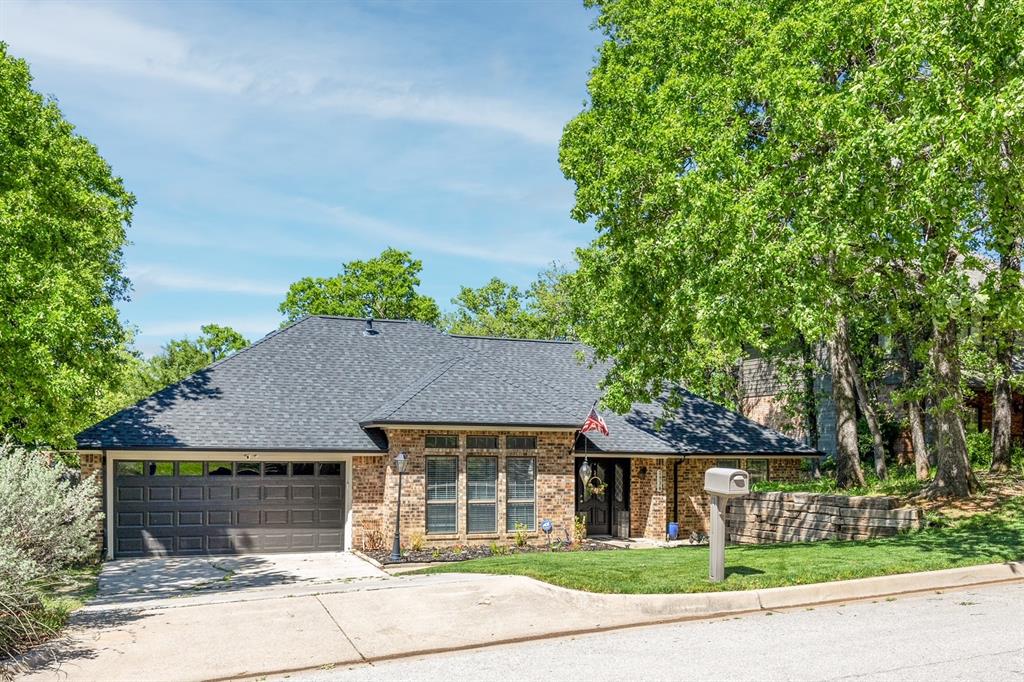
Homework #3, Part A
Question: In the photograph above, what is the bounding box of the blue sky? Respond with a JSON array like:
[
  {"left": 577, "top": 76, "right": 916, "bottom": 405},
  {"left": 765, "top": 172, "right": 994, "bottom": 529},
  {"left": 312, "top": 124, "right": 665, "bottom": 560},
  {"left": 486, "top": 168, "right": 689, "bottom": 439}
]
[{"left": 1, "top": 0, "right": 601, "bottom": 355}]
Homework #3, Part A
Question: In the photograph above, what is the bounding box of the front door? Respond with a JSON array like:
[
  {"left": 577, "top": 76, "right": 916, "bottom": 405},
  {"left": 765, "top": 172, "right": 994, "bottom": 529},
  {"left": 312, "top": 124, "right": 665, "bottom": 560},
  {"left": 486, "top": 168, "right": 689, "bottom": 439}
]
[{"left": 575, "top": 458, "right": 630, "bottom": 537}]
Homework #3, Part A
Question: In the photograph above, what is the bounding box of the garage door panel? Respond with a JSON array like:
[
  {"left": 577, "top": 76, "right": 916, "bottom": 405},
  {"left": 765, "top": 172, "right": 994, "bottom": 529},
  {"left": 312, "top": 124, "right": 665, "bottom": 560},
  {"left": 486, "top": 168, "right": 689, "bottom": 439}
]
[
  {"left": 319, "top": 485, "right": 341, "bottom": 500},
  {"left": 208, "top": 486, "right": 232, "bottom": 500},
  {"left": 178, "top": 510, "right": 204, "bottom": 526},
  {"left": 208, "top": 510, "right": 233, "bottom": 525},
  {"left": 318, "top": 508, "right": 342, "bottom": 524},
  {"left": 118, "top": 512, "right": 144, "bottom": 527},
  {"left": 118, "top": 486, "right": 144, "bottom": 502},
  {"left": 236, "top": 486, "right": 260, "bottom": 501},
  {"left": 292, "top": 485, "right": 315, "bottom": 501},
  {"left": 114, "top": 462, "right": 346, "bottom": 557},
  {"left": 147, "top": 511, "right": 175, "bottom": 527},
  {"left": 179, "top": 486, "right": 204, "bottom": 501},
  {"left": 263, "top": 509, "right": 289, "bottom": 525},
  {"left": 149, "top": 487, "right": 174, "bottom": 501}
]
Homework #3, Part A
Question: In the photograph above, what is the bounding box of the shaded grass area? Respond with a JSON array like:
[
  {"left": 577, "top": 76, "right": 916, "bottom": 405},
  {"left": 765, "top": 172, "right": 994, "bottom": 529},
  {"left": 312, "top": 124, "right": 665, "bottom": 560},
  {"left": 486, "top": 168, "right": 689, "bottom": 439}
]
[
  {"left": 37, "top": 564, "right": 101, "bottom": 616},
  {"left": 752, "top": 466, "right": 927, "bottom": 497},
  {"left": 419, "top": 498, "right": 1024, "bottom": 594},
  {"left": 1, "top": 565, "right": 100, "bottom": 665}
]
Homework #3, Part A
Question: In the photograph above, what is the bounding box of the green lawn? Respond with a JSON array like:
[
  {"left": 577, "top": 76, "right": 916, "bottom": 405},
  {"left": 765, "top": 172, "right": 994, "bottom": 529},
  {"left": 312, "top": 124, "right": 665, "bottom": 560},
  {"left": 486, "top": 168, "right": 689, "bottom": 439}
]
[
  {"left": 35, "top": 564, "right": 101, "bottom": 630},
  {"left": 418, "top": 498, "right": 1024, "bottom": 594}
]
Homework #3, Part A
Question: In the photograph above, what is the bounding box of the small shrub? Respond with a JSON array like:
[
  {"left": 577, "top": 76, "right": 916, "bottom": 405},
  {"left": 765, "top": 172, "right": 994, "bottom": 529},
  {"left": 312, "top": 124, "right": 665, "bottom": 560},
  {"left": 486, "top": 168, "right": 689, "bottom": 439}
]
[
  {"left": 513, "top": 523, "right": 529, "bottom": 548},
  {"left": 361, "top": 530, "right": 386, "bottom": 552},
  {"left": 489, "top": 541, "right": 509, "bottom": 556},
  {"left": 966, "top": 430, "right": 992, "bottom": 469},
  {"left": 0, "top": 441, "right": 103, "bottom": 668},
  {"left": 431, "top": 547, "right": 442, "bottom": 560},
  {"left": 409, "top": 532, "right": 425, "bottom": 552},
  {"left": 573, "top": 514, "right": 587, "bottom": 546},
  {"left": 452, "top": 544, "right": 464, "bottom": 555}
]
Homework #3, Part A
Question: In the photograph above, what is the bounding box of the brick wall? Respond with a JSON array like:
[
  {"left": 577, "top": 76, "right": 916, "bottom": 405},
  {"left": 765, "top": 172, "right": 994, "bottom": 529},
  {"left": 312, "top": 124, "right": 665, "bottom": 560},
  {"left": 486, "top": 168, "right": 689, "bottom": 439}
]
[
  {"left": 671, "top": 457, "right": 803, "bottom": 536},
  {"left": 359, "top": 429, "right": 577, "bottom": 548},
  {"left": 629, "top": 458, "right": 670, "bottom": 540},
  {"left": 78, "top": 452, "right": 106, "bottom": 557}
]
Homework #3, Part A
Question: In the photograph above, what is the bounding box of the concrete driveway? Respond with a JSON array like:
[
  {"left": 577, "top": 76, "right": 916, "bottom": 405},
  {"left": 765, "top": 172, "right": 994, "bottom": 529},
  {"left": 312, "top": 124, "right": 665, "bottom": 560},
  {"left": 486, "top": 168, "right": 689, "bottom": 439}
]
[
  {"left": 20, "top": 560, "right": 1024, "bottom": 682},
  {"left": 91, "top": 551, "right": 388, "bottom": 605}
]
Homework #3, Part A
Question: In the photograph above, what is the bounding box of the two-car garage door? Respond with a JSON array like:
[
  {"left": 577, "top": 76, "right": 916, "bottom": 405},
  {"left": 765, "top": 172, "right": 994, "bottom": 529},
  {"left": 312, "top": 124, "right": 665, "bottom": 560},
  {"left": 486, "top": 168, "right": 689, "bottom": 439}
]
[{"left": 114, "top": 459, "right": 346, "bottom": 558}]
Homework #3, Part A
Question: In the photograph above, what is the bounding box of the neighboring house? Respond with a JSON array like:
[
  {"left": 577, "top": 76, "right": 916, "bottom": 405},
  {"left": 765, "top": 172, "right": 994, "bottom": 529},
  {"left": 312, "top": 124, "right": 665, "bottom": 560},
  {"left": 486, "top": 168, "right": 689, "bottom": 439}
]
[
  {"left": 740, "top": 351, "right": 1024, "bottom": 460},
  {"left": 76, "top": 316, "right": 816, "bottom": 559},
  {"left": 970, "top": 356, "right": 1024, "bottom": 444}
]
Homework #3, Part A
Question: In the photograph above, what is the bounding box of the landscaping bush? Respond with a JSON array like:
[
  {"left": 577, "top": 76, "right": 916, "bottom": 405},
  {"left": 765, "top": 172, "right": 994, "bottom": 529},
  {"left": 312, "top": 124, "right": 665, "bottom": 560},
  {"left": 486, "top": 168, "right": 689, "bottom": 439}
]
[
  {"left": 966, "top": 430, "right": 993, "bottom": 469},
  {"left": 0, "top": 441, "right": 102, "bottom": 667}
]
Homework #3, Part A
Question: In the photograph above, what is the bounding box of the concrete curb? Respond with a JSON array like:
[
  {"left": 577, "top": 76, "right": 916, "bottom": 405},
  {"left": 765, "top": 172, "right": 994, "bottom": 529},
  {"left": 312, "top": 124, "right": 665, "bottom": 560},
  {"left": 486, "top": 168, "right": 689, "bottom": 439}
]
[
  {"left": 349, "top": 548, "right": 383, "bottom": 569},
  {"left": 232, "top": 560, "right": 1024, "bottom": 681}
]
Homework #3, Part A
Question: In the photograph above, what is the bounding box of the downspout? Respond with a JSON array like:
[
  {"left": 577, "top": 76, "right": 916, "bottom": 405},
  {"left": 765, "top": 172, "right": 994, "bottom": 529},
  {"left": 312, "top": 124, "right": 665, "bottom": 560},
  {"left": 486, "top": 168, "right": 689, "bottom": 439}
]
[{"left": 673, "top": 458, "right": 681, "bottom": 523}]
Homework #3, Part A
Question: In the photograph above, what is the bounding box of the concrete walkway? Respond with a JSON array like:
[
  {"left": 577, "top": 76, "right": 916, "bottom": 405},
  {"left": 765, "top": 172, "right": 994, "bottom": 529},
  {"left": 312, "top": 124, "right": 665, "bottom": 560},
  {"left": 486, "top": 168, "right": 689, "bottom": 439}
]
[{"left": 20, "top": 560, "right": 1024, "bottom": 682}]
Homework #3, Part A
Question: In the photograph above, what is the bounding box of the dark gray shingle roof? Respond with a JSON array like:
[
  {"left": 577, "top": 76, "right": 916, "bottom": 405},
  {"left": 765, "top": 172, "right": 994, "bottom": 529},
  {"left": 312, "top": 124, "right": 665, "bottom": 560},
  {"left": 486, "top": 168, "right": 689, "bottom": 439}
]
[{"left": 76, "top": 316, "right": 816, "bottom": 455}]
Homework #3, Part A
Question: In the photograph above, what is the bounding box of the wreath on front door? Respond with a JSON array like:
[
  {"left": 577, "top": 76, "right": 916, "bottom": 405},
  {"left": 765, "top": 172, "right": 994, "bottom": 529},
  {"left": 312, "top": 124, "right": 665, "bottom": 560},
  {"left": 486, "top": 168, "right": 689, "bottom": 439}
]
[{"left": 586, "top": 476, "right": 608, "bottom": 497}]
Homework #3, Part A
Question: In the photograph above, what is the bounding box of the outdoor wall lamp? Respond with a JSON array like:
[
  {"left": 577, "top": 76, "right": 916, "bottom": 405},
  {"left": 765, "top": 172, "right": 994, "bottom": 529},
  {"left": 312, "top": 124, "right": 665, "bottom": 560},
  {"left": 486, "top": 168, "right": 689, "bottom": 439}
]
[{"left": 390, "top": 451, "right": 409, "bottom": 562}]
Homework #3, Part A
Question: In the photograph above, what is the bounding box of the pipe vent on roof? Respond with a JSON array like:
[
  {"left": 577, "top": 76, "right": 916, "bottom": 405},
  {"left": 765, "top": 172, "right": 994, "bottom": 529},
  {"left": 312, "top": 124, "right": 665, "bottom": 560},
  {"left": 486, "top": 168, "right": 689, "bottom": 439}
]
[{"left": 363, "top": 318, "right": 380, "bottom": 337}]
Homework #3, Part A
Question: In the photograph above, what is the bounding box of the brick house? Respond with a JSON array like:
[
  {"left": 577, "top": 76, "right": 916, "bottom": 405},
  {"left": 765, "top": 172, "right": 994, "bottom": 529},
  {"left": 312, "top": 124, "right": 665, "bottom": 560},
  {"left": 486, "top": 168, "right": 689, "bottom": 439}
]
[
  {"left": 76, "top": 316, "right": 816, "bottom": 559},
  {"left": 738, "top": 351, "right": 1024, "bottom": 461}
]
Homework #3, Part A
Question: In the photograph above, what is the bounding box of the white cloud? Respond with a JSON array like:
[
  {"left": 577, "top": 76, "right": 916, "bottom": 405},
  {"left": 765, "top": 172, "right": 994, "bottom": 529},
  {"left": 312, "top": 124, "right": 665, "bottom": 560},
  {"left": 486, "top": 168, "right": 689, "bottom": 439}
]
[
  {"left": 136, "top": 316, "right": 281, "bottom": 338},
  {"left": 1, "top": 1, "right": 564, "bottom": 144},
  {"left": 299, "top": 198, "right": 577, "bottom": 267},
  {"left": 126, "top": 264, "right": 286, "bottom": 296},
  {"left": 1, "top": 1, "right": 249, "bottom": 93}
]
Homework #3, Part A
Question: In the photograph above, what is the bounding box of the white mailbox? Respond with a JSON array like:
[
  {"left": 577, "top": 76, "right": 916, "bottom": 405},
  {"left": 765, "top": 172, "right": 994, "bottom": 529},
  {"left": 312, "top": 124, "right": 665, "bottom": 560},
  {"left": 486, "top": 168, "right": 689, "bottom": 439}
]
[
  {"left": 703, "top": 467, "right": 749, "bottom": 583},
  {"left": 704, "top": 467, "right": 749, "bottom": 497}
]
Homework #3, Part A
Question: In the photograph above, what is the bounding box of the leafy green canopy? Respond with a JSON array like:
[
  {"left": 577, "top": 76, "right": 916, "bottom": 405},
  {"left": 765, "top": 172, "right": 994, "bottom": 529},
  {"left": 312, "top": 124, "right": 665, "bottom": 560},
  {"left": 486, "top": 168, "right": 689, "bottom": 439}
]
[
  {"left": 0, "top": 45, "right": 134, "bottom": 447},
  {"left": 278, "top": 247, "right": 440, "bottom": 325},
  {"left": 558, "top": 0, "right": 1007, "bottom": 416},
  {"left": 443, "top": 266, "right": 578, "bottom": 340}
]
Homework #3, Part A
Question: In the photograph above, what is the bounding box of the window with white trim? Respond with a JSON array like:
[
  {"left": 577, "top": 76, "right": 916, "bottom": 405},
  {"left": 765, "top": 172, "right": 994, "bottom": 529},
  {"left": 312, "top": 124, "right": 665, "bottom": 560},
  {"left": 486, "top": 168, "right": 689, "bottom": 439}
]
[
  {"left": 746, "top": 459, "right": 769, "bottom": 483},
  {"left": 467, "top": 457, "right": 497, "bottom": 533},
  {"left": 426, "top": 456, "right": 458, "bottom": 534},
  {"left": 506, "top": 457, "right": 536, "bottom": 531}
]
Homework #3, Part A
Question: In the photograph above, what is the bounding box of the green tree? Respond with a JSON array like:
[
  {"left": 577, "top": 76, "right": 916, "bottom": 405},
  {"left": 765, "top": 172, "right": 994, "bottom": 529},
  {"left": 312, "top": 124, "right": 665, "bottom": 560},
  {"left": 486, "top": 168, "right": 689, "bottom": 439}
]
[
  {"left": 560, "top": 0, "right": 993, "bottom": 496},
  {"left": 279, "top": 248, "right": 439, "bottom": 325},
  {"left": 444, "top": 278, "right": 534, "bottom": 338},
  {"left": 144, "top": 324, "right": 250, "bottom": 395},
  {"left": 0, "top": 45, "right": 134, "bottom": 447},
  {"left": 443, "top": 266, "right": 577, "bottom": 340}
]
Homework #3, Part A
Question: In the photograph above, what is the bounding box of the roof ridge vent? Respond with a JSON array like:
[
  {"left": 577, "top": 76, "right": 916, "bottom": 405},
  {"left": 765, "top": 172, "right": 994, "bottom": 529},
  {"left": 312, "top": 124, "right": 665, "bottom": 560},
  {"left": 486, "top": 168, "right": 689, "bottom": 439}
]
[{"left": 363, "top": 318, "right": 380, "bottom": 337}]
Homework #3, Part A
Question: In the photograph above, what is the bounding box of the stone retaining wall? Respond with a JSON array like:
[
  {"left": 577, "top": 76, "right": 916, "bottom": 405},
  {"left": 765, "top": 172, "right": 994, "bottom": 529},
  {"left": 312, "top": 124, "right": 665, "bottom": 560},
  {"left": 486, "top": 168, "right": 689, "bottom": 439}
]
[{"left": 726, "top": 492, "right": 924, "bottom": 544}]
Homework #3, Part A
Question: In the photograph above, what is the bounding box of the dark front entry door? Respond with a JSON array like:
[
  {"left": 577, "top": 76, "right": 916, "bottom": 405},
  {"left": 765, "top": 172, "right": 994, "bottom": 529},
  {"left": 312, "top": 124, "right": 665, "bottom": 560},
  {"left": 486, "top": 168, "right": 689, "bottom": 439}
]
[{"left": 575, "top": 458, "right": 630, "bottom": 537}]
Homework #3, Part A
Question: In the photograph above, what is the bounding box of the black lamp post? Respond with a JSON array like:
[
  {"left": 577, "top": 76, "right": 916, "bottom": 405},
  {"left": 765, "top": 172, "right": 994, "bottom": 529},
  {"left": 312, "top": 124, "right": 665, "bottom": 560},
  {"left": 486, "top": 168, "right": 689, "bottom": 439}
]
[{"left": 390, "top": 452, "right": 409, "bottom": 562}]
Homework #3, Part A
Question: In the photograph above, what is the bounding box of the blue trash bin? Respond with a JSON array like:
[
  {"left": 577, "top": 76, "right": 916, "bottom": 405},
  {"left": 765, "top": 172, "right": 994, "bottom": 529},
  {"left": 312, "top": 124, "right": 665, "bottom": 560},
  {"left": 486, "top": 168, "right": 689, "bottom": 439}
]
[{"left": 667, "top": 521, "right": 679, "bottom": 540}]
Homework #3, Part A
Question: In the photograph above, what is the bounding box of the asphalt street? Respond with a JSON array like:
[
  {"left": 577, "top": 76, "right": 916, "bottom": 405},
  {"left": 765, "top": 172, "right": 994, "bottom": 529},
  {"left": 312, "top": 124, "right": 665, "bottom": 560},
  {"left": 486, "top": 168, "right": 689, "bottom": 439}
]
[{"left": 288, "top": 581, "right": 1024, "bottom": 682}]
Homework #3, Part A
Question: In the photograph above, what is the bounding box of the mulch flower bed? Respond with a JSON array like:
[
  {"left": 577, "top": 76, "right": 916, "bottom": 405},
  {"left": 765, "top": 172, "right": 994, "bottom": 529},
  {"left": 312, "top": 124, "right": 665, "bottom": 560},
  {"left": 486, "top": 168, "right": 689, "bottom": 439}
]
[{"left": 365, "top": 540, "right": 617, "bottom": 565}]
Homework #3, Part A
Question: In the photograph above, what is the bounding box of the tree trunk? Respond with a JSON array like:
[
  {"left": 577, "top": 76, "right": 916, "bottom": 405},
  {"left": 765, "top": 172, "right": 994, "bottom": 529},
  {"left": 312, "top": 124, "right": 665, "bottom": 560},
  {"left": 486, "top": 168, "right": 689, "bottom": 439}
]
[
  {"left": 850, "top": 359, "right": 888, "bottom": 479},
  {"left": 927, "top": 318, "right": 976, "bottom": 498},
  {"left": 830, "top": 317, "right": 865, "bottom": 488},
  {"left": 908, "top": 398, "right": 930, "bottom": 481},
  {"left": 991, "top": 233, "right": 1021, "bottom": 474},
  {"left": 801, "top": 336, "right": 822, "bottom": 479},
  {"left": 899, "top": 334, "right": 931, "bottom": 480}
]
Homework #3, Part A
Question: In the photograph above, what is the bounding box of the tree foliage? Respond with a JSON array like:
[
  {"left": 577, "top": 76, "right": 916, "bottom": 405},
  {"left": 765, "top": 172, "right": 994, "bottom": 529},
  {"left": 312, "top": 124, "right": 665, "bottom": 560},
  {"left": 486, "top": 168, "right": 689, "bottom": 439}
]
[
  {"left": 560, "top": 0, "right": 1020, "bottom": 495},
  {"left": 0, "top": 44, "right": 134, "bottom": 447},
  {"left": 278, "top": 248, "right": 440, "bottom": 324},
  {"left": 443, "top": 266, "right": 577, "bottom": 340}
]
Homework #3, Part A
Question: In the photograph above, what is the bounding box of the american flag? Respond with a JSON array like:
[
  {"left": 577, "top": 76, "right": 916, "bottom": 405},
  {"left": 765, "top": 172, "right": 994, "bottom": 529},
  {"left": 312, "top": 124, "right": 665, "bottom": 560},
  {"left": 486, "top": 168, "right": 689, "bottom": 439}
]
[{"left": 580, "top": 405, "right": 609, "bottom": 436}]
